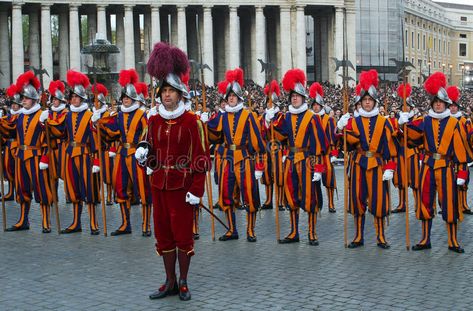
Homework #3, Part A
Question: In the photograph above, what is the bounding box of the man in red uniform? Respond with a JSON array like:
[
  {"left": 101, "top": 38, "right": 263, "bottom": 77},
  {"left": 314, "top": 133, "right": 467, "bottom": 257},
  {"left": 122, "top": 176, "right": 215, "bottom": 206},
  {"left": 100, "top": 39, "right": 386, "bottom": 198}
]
[{"left": 136, "top": 42, "right": 209, "bottom": 301}]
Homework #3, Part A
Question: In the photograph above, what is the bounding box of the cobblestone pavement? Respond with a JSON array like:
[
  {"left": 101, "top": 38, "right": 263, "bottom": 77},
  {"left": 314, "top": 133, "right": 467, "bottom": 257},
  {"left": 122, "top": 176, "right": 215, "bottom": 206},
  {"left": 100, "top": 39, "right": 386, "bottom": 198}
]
[{"left": 1, "top": 167, "right": 473, "bottom": 310}]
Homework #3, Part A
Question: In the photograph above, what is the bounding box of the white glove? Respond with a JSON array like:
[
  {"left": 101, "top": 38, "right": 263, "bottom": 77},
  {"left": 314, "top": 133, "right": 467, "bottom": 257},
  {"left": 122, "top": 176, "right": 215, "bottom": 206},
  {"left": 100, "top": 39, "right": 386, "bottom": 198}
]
[
  {"left": 264, "top": 107, "right": 279, "bottom": 124},
  {"left": 330, "top": 156, "right": 338, "bottom": 163},
  {"left": 282, "top": 155, "right": 287, "bottom": 163},
  {"left": 398, "top": 112, "right": 410, "bottom": 125},
  {"left": 468, "top": 162, "right": 473, "bottom": 167},
  {"left": 312, "top": 172, "right": 322, "bottom": 182},
  {"left": 91, "top": 110, "right": 101, "bottom": 123},
  {"left": 200, "top": 112, "right": 209, "bottom": 123},
  {"left": 147, "top": 106, "right": 158, "bottom": 119},
  {"left": 39, "top": 110, "right": 49, "bottom": 123},
  {"left": 39, "top": 161, "right": 49, "bottom": 170},
  {"left": 135, "top": 147, "right": 148, "bottom": 163},
  {"left": 457, "top": 178, "right": 466, "bottom": 186},
  {"left": 337, "top": 113, "right": 351, "bottom": 130},
  {"left": 185, "top": 192, "right": 200, "bottom": 205},
  {"left": 108, "top": 151, "right": 116, "bottom": 158},
  {"left": 146, "top": 167, "right": 153, "bottom": 175},
  {"left": 255, "top": 170, "right": 263, "bottom": 180},
  {"left": 382, "top": 169, "right": 394, "bottom": 181},
  {"left": 92, "top": 164, "right": 100, "bottom": 173}
]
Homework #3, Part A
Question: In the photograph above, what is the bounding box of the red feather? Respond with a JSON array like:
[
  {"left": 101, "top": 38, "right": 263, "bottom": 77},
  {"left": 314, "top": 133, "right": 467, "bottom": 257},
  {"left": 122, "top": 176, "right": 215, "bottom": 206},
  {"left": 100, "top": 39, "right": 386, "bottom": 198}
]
[
  {"left": 118, "top": 69, "right": 139, "bottom": 87},
  {"left": 217, "top": 81, "right": 228, "bottom": 95},
  {"left": 446, "top": 85, "right": 460, "bottom": 103},
  {"left": 16, "top": 71, "right": 40, "bottom": 91},
  {"left": 424, "top": 71, "right": 447, "bottom": 96},
  {"left": 225, "top": 68, "right": 244, "bottom": 87},
  {"left": 6, "top": 84, "right": 19, "bottom": 98},
  {"left": 309, "top": 82, "right": 324, "bottom": 99},
  {"left": 48, "top": 80, "right": 66, "bottom": 97},
  {"left": 264, "top": 80, "right": 281, "bottom": 97},
  {"left": 282, "top": 69, "right": 306, "bottom": 92},
  {"left": 92, "top": 83, "right": 108, "bottom": 97},
  {"left": 181, "top": 70, "right": 190, "bottom": 87},
  {"left": 66, "top": 70, "right": 90, "bottom": 88},
  {"left": 396, "top": 83, "right": 412, "bottom": 99},
  {"left": 359, "top": 69, "right": 378, "bottom": 91},
  {"left": 355, "top": 84, "right": 362, "bottom": 96},
  {"left": 135, "top": 82, "right": 149, "bottom": 99}
]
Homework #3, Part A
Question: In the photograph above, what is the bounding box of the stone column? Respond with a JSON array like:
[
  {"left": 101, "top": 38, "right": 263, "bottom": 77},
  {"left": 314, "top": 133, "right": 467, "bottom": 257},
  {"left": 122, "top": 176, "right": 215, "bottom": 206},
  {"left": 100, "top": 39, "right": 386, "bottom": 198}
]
[
  {"left": 177, "top": 6, "right": 187, "bottom": 54},
  {"left": 88, "top": 10, "right": 97, "bottom": 44},
  {"left": 0, "top": 8, "right": 10, "bottom": 87},
  {"left": 346, "top": 7, "right": 357, "bottom": 86},
  {"left": 151, "top": 5, "right": 161, "bottom": 46},
  {"left": 295, "top": 6, "right": 306, "bottom": 71},
  {"left": 116, "top": 10, "right": 125, "bottom": 70},
  {"left": 41, "top": 4, "right": 53, "bottom": 86},
  {"left": 58, "top": 10, "right": 69, "bottom": 80},
  {"left": 279, "top": 5, "right": 291, "bottom": 75},
  {"left": 69, "top": 4, "right": 81, "bottom": 70},
  {"left": 29, "top": 10, "right": 40, "bottom": 70},
  {"left": 228, "top": 5, "right": 240, "bottom": 68},
  {"left": 124, "top": 5, "right": 135, "bottom": 69},
  {"left": 97, "top": 5, "right": 107, "bottom": 39},
  {"left": 143, "top": 9, "right": 151, "bottom": 82},
  {"left": 334, "top": 6, "right": 344, "bottom": 86},
  {"left": 203, "top": 6, "right": 214, "bottom": 85},
  {"left": 11, "top": 2, "right": 24, "bottom": 80},
  {"left": 106, "top": 12, "right": 112, "bottom": 42},
  {"left": 253, "top": 6, "right": 266, "bottom": 86}
]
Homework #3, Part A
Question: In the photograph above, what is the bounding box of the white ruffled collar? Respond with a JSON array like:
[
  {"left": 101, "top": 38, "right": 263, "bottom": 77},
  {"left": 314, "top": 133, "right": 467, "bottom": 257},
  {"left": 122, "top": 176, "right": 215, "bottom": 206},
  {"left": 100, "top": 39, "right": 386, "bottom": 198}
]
[
  {"left": 225, "top": 102, "right": 244, "bottom": 113},
  {"left": 120, "top": 103, "right": 140, "bottom": 113},
  {"left": 219, "top": 108, "right": 225, "bottom": 113},
  {"left": 184, "top": 101, "right": 192, "bottom": 112},
  {"left": 92, "top": 105, "right": 108, "bottom": 115},
  {"left": 51, "top": 103, "right": 66, "bottom": 112},
  {"left": 450, "top": 111, "right": 462, "bottom": 119},
  {"left": 21, "top": 103, "right": 41, "bottom": 115},
  {"left": 10, "top": 108, "right": 22, "bottom": 115},
  {"left": 158, "top": 101, "right": 186, "bottom": 120},
  {"left": 353, "top": 110, "right": 359, "bottom": 118},
  {"left": 314, "top": 108, "right": 325, "bottom": 116},
  {"left": 358, "top": 107, "right": 379, "bottom": 118},
  {"left": 428, "top": 108, "right": 451, "bottom": 120},
  {"left": 70, "top": 103, "right": 89, "bottom": 113},
  {"left": 289, "top": 103, "right": 308, "bottom": 114}
]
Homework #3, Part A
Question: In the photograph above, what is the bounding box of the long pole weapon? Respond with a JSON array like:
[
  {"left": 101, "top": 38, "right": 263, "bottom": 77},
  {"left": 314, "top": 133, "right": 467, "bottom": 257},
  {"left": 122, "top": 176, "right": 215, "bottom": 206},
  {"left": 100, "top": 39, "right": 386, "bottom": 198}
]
[
  {"left": 268, "top": 84, "right": 280, "bottom": 241},
  {"left": 342, "top": 8, "right": 349, "bottom": 247},
  {"left": 384, "top": 95, "right": 392, "bottom": 226},
  {"left": 0, "top": 129, "right": 6, "bottom": 231}
]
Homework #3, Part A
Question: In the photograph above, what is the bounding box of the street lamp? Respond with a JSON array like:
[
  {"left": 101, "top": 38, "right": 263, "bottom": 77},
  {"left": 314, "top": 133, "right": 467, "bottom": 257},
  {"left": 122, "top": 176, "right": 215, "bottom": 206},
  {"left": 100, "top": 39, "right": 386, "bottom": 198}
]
[
  {"left": 449, "top": 64, "right": 453, "bottom": 84},
  {"left": 442, "top": 63, "right": 446, "bottom": 73},
  {"left": 428, "top": 62, "right": 431, "bottom": 76}
]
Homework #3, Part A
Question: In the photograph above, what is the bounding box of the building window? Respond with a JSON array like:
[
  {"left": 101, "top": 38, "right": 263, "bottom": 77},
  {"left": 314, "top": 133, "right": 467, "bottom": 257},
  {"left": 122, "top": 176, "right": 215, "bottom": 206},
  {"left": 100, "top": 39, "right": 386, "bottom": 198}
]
[
  {"left": 412, "top": 32, "right": 414, "bottom": 47},
  {"left": 439, "top": 40, "right": 441, "bottom": 52},
  {"left": 459, "top": 43, "right": 467, "bottom": 57},
  {"left": 405, "top": 30, "right": 408, "bottom": 47},
  {"left": 423, "top": 35, "right": 426, "bottom": 51},
  {"left": 460, "top": 34, "right": 467, "bottom": 39},
  {"left": 461, "top": 16, "right": 467, "bottom": 22},
  {"left": 434, "top": 38, "right": 436, "bottom": 51},
  {"left": 418, "top": 33, "right": 420, "bottom": 50}
]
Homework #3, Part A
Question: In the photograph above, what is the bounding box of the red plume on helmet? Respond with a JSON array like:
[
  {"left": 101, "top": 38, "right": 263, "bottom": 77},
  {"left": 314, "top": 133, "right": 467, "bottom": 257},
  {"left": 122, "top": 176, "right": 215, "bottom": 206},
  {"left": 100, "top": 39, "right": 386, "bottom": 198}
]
[
  {"left": 181, "top": 70, "right": 190, "bottom": 88},
  {"left": 66, "top": 70, "right": 90, "bottom": 89},
  {"left": 282, "top": 69, "right": 306, "bottom": 92},
  {"left": 147, "top": 42, "right": 189, "bottom": 80},
  {"left": 424, "top": 72, "right": 447, "bottom": 96},
  {"left": 446, "top": 85, "right": 460, "bottom": 103},
  {"left": 135, "top": 82, "right": 149, "bottom": 99},
  {"left": 225, "top": 68, "right": 244, "bottom": 87},
  {"left": 359, "top": 69, "right": 379, "bottom": 92},
  {"left": 355, "top": 84, "right": 362, "bottom": 96},
  {"left": 92, "top": 83, "right": 108, "bottom": 97},
  {"left": 217, "top": 80, "right": 228, "bottom": 96},
  {"left": 118, "top": 69, "right": 139, "bottom": 87},
  {"left": 6, "top": 84, "right": 19, "bottom": 98},
  {"left": 16, "top": 71, "right": 40, "bottom": 92},
  {"left": 396, "top": 83, "right": 412, "bottom": 99},
  {"left": 264, "top": 80, "right": 281, "bottom": 97},
  {"left": 48, "top": 80, "right": 66, "bottom": 96},
  {"left": 309, "top": 82, "right": 324, "bottom": 99}
]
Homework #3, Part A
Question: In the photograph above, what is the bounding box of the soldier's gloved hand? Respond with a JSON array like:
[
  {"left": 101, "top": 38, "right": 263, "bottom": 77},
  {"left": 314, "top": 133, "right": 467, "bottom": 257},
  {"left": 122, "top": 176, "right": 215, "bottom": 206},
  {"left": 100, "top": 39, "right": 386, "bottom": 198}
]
[
  {"left": 146, "top": 167, "right": 153, "bottom": 176},
  {"left": 39, "top": 110, "right": 49, "bottom": 123},
  {"left": 382, "top": 169, "right": 394, "bottom": 181},
  {"left": 255, "top": 170, "right": 263, "bottom": 180},
  {"left": 312, "top": 172, "right": 322, "bottom": 182},
  {"left": 91, "top": 110, "right": 101, "bottom": 123},
  {"left": 92, "top": 158, "right": 100, "bottom": 173},
  {"left": 264, "top": 106, "right": 279, "bottom": 124},
  {"left": 398, "top": 112, "right": 410, "bottom": 125},
  {"left": 200, "top": 112, "right": 209, "bottom": 123},
  {"left": 337, "top": 113, "right": 351, "bottom": 130},
  {"left": 282, "top": 155, "right": 287, "bottom": 163},
  {"left": 147, "top": 106, "right": 158, "bottom": 119},
  {"left": 135, "top": 147, "right": 148, "bottom": 163},
  {"left": 39, "top": 155, "right": 49, "bottom": 170},
  {"left": 457, "top": 178, "right": 466, "bottom": 186},
  {"left": 108, "top": 146, "right": 117, "bottom": 158},
  {"left": 330, "top": 156, "right": 338, "bottom": 163},
  {"left": 185, "top": 192, "right": 200, "bottom": 205}
]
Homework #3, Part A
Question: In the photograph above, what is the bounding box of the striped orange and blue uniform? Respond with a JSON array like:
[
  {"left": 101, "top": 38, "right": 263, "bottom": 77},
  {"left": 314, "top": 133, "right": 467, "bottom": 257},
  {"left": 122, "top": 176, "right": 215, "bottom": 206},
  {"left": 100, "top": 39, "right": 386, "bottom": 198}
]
[
  {"left": 99, "top": 107, "right": 151, "bottom": 234},
  {"left": 272, "top": 110, "right": 328, "bottom": 242},
  {"left": 345, "top": 114, "right": 397, "bottom": 245},
  {"left": 455, "top": 115, "right": 473, "bottom": 213},
  {"left": 95, "top": 109, "right": 115, "bottom": 204},
  {"left": 3, "top": 113, "right": 19, "bottom": 200},
  {"left": 48, "top": 108, "right": 68, "bottom": 203},
  {"left": 207, "top": 107, "right": 265, "bottom": 239},
  {"left": 407, "top": 115, "right": 469, "bottom": 248},
  {"left": 317, "top": 113, "right": 338, "bottom": 211},
  {"left": 48, "top": 108, "right": 100, "bottom": 232}
]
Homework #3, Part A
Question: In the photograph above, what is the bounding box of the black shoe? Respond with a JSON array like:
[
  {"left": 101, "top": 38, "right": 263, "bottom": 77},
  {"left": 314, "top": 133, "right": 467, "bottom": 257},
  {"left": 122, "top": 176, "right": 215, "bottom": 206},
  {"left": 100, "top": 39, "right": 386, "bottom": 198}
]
[
  {"left": 377, "top": 242, "right": 390, "bottom": 249},
  {"left": 412, "top": 243, "right": 431, "bottom": 251},
  {"left": 218, "top": 233, "right": 239, "bottom": 241},
  {"left": 391, "top": 208, "right": 406, "bottom": 214},
  {"left": 278, "top": 237, "right": 300, "bottom": 244},
  {"left": 438, "top": 210, "right": 442, "bottom": 214},
  {"left": 3, "top": 194, "right": 14, "bottom": 201},
  {"left": 463, "top": 209, "right": 473, "bottom": 215},
  {"left": 42, "top": 228, "right": 51, "bottom": 233},
  {"left": 142, "top": 231, "right": 152, "bottom": 237},
  {"left": 308, "top": 239, "right": 319, "bottom": 246},
  {"left": 347, "top": 241, "right": 364, "bottom": 248},
  {"left": 328, "top": 208, "right": 336, "bottom": 213},
  {"left": 111, "top": 229, "right": 132, "bottom": 236},
  {"left": 449, "top": 246, "right": 465, "bottom": 253},
  {"left": 261, "top": 204, "right": 273, "bottom": 210},
  {"left": 278, "top": 205, "right": 285, "bottom": 211},
  {"left": 247, "top": 236, "right": 257, "bottom": 242},
  {"left": 149, "top": 280, "right": 179, "bottom": 300},
  {"left": 6, "top": 224, "right": 30, "bottom": 232},
  {"left": 60, "top": 227, "right": 82, "bottom": 234},
  {"left": 213, "top": 203, "right": 222, "bottom": 211},
  {"left": 193, "top": 233, "right": 200, "bottom": 240},
  {"left": 90, "top": 229, "right": 100, "bottom": 235},
  {"left": 178, "top": 279, "right": 191, "bottom": 301},
  {"left": 106, "top": 200, "right": 114, "bottom": 206}
]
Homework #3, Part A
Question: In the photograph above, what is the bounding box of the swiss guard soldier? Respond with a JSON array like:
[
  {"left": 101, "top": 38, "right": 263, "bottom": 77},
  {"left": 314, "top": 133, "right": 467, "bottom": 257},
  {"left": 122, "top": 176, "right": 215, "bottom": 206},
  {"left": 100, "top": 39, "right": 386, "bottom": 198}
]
[
  {"left": 1, "top": 71, "right": 52, "bottom": 232},
  {"left": 202, "top": 68, "right": 266, "bottom": 242},
  {"left": 47, "top": 70, "right": 101, "bottom": 235},
  {"left": 337, "top": 69, "right": 397, "bottom": 249},
  {"left": 136, "top": 42, "right": 210, "bottom": 301},
  {"left": 399, "top": 72, "right": 469, "bottom": 253},
  {"left": 265, "top": 69, "right": 328, "bottom": 245}
]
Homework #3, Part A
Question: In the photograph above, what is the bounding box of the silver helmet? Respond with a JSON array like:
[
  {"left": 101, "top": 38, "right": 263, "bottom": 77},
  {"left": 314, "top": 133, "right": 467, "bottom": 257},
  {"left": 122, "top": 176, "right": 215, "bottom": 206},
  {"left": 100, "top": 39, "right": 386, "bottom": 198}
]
[
  {"left": 53, "top": 89, "right": 67, "bottom": 103},
  {"left": 225, "top": 81, "right": 244, "bottom": 101},
  {"left": 157, "top": 73, "right": 188, "bottom": 97},
  {"left": 21, "top": 84, "right": 40, "bottom": 101},
  {"left": 359, "top": 85, "right": 379, "bottom": 103},
  {"left": 72, "top": 84, "right": 88, "bottom": 100},
  {"left": 97, "top": 93, "right": 107, "bottom": 105},
  {"left": 121, "top": 84, "right": 140, "bottom": 102},
  {"left": 291, "top": 82, "right": 308, "bottom": 99},
  {"left": 11, "top": 93, "right": 22, "bottom": 105},
  {"left": 435, "top": 86, "right": 453, "bottom": 106}
]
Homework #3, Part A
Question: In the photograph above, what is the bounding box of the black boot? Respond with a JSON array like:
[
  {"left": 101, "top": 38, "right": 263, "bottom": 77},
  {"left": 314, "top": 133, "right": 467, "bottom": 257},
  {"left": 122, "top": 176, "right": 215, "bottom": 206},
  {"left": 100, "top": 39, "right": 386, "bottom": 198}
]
[
  {"left": 178, "top": 279, "right": 191, "bottom": 301},
  {"left": 149, "top": 250, "right": 177, "bottom": 299}
]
